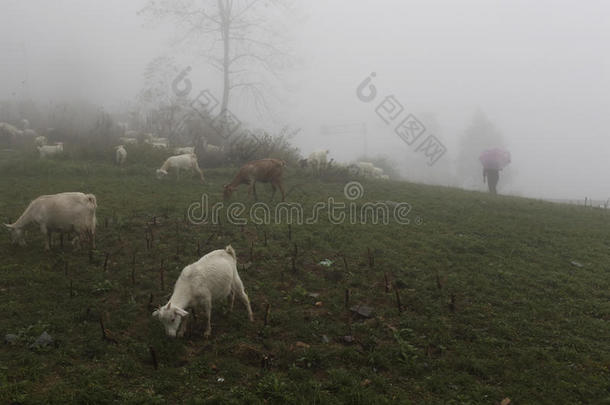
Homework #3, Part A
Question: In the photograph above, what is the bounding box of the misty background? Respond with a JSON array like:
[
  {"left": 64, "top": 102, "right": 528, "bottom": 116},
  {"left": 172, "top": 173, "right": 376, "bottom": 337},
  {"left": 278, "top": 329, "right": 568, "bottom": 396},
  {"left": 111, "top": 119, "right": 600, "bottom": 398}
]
[{"left": 1, "top": 0, "right": 608, "bottom": 200}]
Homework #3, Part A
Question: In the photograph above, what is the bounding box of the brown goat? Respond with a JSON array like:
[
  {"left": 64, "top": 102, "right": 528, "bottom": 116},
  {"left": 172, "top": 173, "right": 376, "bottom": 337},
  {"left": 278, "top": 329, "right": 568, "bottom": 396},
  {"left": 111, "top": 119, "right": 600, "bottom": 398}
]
[{"left": 223, "top": 159, "right": 286, "bottom": 201}]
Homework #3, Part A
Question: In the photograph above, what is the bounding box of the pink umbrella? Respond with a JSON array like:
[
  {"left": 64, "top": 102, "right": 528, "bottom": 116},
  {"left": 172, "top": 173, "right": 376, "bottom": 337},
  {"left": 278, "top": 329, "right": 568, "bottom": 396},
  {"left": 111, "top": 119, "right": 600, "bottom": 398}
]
[{"left": 479, "top": 148, "right": 511, "bottom": 170}]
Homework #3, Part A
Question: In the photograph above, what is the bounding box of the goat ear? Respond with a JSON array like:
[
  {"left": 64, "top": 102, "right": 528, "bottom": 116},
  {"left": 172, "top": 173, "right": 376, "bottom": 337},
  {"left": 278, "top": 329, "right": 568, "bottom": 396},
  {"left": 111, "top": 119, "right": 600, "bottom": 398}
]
[
  {"left": 152, "top": 310, "right": 159, "bottom": 317},
  {"left": 167, "top": 302, "right": 171, "bottom": 309},
  {"left": 4, "top": 224, "right": 13, "bottom": 230},
  {"left": 176, "top": 307, "right": 189, "bottom": 317}
]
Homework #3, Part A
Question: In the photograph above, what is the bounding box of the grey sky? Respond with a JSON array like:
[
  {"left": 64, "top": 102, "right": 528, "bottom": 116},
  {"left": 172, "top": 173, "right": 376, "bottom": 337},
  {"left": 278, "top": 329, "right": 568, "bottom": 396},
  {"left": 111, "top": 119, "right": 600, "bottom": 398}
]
[{"left": 1, "top": 0, "right": 608, "bottom": 199}]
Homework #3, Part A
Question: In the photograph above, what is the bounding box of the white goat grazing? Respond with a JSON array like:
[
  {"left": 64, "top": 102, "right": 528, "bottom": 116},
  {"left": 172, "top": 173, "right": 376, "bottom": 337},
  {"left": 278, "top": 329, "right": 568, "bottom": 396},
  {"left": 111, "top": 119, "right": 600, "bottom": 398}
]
[
  {"left": 38, "top": 143, "right": 63, "bottom": 158},
  {"left": 115, "top": 145, "right": 127, "bottom": 166},
  {"left": 355, "top": 161, "right": 375, "bottom": 177},
  {"left": 205, "top": 144, "right": 222, "bottom": 153},
  {"left": 5, "top": 192, "right": 97, "bottom": 250},
  {"left": 153, "top": 245, "right": 254, "bottom": 338},
  {"left": 173, "top": 146, "right": 195, "bottom": 155},
  {"left": 371, "top": 167, "right": 384, "bottom": 178},
  {"left": 119, "top": 137, "right": 137, "bottom": 145},
  {"left": 35, "top": 136, "right": 47, "bottom": 147},
  {"left": 156, "top": 154, "right": 204, "bottom": 182},
  {"left": 307, "top": 149, "right": 329, "bottom": 174}
]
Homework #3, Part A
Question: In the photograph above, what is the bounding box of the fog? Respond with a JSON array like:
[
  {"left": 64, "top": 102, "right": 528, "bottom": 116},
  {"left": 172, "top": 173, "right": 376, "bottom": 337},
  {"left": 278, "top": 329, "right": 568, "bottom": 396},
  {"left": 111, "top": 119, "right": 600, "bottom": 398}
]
[{"left": 1, "top": 0, "right": 608, "bottom": 200}]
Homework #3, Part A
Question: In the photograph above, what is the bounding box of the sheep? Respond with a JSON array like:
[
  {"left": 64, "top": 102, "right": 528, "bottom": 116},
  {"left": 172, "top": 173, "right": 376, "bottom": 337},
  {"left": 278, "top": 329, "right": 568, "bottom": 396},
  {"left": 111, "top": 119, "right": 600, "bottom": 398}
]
[
  {"left": 34, "top": 136, "right": 47, "bottom": 147},
  {"left": 4, "top": 192, "right": 97, "bottom": 251},
  {"left": 371, "top": 167, "right": 384, "bottom": 178},
  {"left": 379, "top": 174, "right": 390, "bottom": 181},
  {"left": 152, "top": 245, "right": 253, "bottom": 338},
  {"left": 119, "top": 137, "right": 137, "bottom": 145},
  {"left": 156, "top": 153, "right": 204, "bottom": 182},
  {"left": 38, "top": 143, "right": 63, "bottom": 158},
  {"left": 307, "top": 149, "right": 329, "bottom": 174},
  {"left": 115, "top": 145, "right": 127, "bottom": 166},
  {"left": 223, "top": 158, "right": 286, "bottom": 201},
  {"left": 174, "top": 146, "right": 195, "bottom": 155}
]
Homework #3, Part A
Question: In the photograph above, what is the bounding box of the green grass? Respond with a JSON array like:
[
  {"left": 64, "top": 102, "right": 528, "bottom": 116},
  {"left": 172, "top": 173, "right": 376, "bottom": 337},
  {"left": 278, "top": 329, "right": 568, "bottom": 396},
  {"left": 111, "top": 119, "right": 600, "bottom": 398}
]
[{"left": 0, "top": 156, "right": 608, "bottom": 404}]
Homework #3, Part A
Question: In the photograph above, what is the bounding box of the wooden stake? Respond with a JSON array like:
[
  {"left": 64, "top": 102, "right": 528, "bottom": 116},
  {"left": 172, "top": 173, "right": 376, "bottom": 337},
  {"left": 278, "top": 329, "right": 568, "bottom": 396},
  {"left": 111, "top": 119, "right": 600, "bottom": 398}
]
[
  {"left": 264, "top": 303, "right": 271, "bottom": 326},
  {"left": 344, "top": 289, "right": 350, "bottom": 309},
  {"left": 131, "top": 251, "right": 136, "bottom": 286},
  {"left": 148, "top": 293, "right": 154, "bottom": 311},
  {"left": 342, "top": 254, "right": 349, "bottom": 272},
  {"left": 384, "top": 272, "right": 390, "bottom": 293},
  {"left": 149, "top": 346, "right": 159, "bottom": 370},
  {"left": 160, "top": 260, "right": 165, "bottom": 291},
  {"left": 103, "top": 252, "right": 109, "bottom": 272},
  {"left": 395, "top": 289, "right": 403, "bottom": 313}
]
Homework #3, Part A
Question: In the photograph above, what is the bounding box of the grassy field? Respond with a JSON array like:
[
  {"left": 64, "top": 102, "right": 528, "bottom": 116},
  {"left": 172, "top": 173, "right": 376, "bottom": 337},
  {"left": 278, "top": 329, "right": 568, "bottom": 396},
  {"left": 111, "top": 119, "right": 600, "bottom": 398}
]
[{"left": 0, "top": 156, "right": 609, "bottom": 404}]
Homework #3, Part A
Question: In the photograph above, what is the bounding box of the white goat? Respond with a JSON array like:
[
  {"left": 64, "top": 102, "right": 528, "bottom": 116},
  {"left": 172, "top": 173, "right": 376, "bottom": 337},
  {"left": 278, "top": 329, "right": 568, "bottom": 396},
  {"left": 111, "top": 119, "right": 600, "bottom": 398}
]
[
  {"left": 379, "top": 174, "right": 390, "bottom": 180},
  {"left": 0, "top": 122, "right": 23, "bottom": 137},
  {"left": 152, "top": 245, "right": 253, "bottom": 338},
  {"left": 371, "top": 167, "right": 384, "bottom": 178},
  {"left": 308, "top": 149, "right": 329, "bottom": 174},
  {"left": 34, "top": 136, "right": 47, "bottom": 147},
  {"left": 4, "top": 192, "right": 97, "bottom": 250},
  {"left": 38, "top": 143, "right": 63, "bottom": 158},
  {"left": 115, "top": 145, "right": 127, "bottom": 166},
  {"left": 119, "top": 137, "right": 137, "bottom": 145},
  {"left": 205, "top": 144, "right": 222, "bottom": 153},
  {"left": 355, "top": 161, "right": 375, "bottom": 177},
  {"left": 173, "top": 146, "right": 195, "bottom": 155},
  {"left": 156, "top": 153, "right": 204, "bottom": 182}
]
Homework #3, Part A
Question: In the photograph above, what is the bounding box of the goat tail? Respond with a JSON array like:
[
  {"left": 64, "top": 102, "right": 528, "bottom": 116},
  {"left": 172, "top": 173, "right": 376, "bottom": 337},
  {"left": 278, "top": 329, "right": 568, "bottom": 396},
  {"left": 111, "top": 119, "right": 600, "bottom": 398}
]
[
  {"left": 86, "top": 194, "right": 97, "bottom": 208},
  {"left": 225, "top": 245, "right": 237, "bottom": 261}
]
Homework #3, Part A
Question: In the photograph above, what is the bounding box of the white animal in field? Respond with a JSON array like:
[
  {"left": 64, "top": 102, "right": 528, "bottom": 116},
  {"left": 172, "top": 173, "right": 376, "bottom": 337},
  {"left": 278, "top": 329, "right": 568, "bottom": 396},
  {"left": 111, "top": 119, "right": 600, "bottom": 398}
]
[
  {"left": 156, "top": 153, "right": 204, "bottom": 182},
  {"left": 174, "top": 146, "right": 195, "bottom": 155},
  {"left": 34, "top": 136, "right": 47, "bottom": 147},
  {"left": 152, "top": 245, "right": 253, "bottom": 338},
  {"left": 115, "top": 145, "right": 127, "bottom": 166},
  {"left": 355, "top": 161, "right": 375, "bottom": 177},
  {"left": 147, "top": 137, "right": 169, "bottom": 149},
  {"left": 307, "top": 149, "right": 329, "bottom": 174},
  {"left": 0, "top": 122, "right": 23, "bottom": 137},
  {"left": 205, "top": 144, "right": 222, "bottom": 153},
  {"left": 38, "top": 143, "right": 63, "bottom": 158},
  {"left": 371, "top": 167, "right": 384, "bottom": 178},
  {"left": 119, "top": 137, "right": 137, "bottom": 145},
  {"left": 379, "top": 174, "right": 390, "bottom": 180},
  {"left": 4, "top": 192, "right": 97, "bottom": 250}
]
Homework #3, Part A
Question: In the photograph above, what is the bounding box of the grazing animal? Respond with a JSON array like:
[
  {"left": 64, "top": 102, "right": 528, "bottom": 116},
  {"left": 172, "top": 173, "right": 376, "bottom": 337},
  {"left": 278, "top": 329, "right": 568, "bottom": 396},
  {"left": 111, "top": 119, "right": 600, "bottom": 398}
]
[
  {"left": 115, "top": 145, "right": 127, "bottom": 166},
  {"left": 205, "top": 144, "right": 223, "bottom": 153},
  {"left": 379, "top": 174, "right": 390, "bottom": 180},
  {"left": 173, "top": 146, "right": 195, "bottom": 155},
  {"left": 37, "top": 143, "right": 63, "bottom": 158},
  {"left": 371, "top": 167, "right": 384, "bottom": 178},
  {"left": 355, "top": 161, "right": 375, "bottom": 177},
  {"left": 4, "top": 192, "right": 97, "bottom": 250},
  {"left": 152, "top": 245, "right": 253, "bottom": 338},
  {"left": 156, "top": 154, "right": 204, "bottom": 182},
  {"left": 34, "top": 136, "right": 47, "bottom": 147},
  {"left": 119, "top": 137, "right": 137, "bottom": 145},
  {"left": 307, "top": 149, "right": 329, "bottom": 174},
  {"left": 223, "top": 158, "right": 286, "bottom": 201}
]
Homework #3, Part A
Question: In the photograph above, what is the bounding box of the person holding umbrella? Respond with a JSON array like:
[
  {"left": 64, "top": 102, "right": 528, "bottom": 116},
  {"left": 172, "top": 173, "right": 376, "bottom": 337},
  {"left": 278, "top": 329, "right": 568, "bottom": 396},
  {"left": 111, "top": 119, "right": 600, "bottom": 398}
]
[{"left": 479, "top": 148, "right": 511, "bottom": 194}]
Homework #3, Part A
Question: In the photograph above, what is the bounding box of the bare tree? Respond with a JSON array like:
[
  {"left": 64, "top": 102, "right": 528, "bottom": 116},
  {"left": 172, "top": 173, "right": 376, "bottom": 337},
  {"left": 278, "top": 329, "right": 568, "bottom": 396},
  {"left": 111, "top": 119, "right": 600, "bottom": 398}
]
[{"left": 139, "top": 0, "right": 295, "bottom": 130}]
